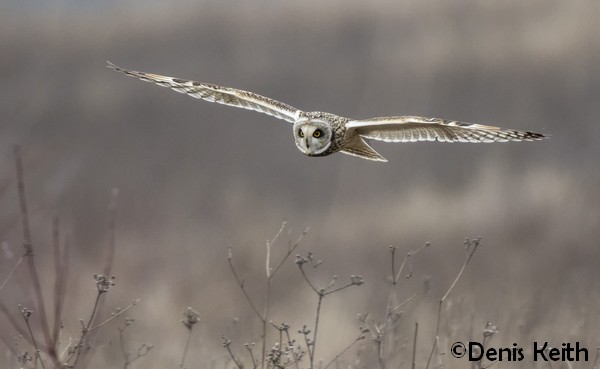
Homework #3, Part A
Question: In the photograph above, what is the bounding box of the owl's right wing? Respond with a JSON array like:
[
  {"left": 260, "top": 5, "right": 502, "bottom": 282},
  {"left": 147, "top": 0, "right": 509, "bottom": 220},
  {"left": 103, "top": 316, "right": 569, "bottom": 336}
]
[
  {"left": 108, "top": 62, "right": 303, "bottom": 124},
  {"left": 346, "top": 116, "right": 546, "bottom": 143}
]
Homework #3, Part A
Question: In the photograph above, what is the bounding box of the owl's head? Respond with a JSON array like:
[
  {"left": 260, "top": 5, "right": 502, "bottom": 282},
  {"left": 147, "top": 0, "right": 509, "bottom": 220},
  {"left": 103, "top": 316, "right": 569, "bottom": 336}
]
[{"left": 293, "top": 119, "right": 332, "bottom": 156}]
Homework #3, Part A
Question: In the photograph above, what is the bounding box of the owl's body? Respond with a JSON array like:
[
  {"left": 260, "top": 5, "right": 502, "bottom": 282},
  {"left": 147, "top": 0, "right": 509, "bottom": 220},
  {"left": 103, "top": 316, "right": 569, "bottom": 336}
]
[{"left": 108, "top": 62, "right": 546, "bottom": 162}]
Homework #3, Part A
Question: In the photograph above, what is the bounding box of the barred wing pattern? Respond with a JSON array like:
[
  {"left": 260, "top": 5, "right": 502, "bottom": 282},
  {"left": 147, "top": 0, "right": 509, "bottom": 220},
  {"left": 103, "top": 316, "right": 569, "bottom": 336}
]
[
  {"left": 347, "top": 116, "right": 546, "bottom": 143},
  {"left": 107, "top": 62, "right": 302, "bottom": 123}
]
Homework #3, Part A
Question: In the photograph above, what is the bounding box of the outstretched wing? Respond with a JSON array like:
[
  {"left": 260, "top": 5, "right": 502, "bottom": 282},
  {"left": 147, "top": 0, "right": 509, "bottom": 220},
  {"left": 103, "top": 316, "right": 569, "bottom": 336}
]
[
  {"left": 346, "top": 116, "right": 546, "bottom": 143},
  {"left": 107, "top": 62, "right": 302, "bottom": 123}
]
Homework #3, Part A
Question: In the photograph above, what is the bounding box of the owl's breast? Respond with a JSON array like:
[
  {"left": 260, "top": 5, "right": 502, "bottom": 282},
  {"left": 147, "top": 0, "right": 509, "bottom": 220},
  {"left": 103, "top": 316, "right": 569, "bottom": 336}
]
[{"left": 321, "top": 119, "right": 348, "bottom": 156}]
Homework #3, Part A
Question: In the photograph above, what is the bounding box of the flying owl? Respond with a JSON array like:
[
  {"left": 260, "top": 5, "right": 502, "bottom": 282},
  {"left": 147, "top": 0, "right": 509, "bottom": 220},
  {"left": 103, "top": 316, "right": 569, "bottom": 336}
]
[{"left": 108, "top": 62, "right": 546, "bottom": 162}]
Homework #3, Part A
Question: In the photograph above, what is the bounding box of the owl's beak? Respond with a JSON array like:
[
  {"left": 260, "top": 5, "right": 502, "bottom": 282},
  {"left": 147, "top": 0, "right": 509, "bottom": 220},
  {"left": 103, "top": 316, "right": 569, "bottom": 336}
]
[{"left": 305, "top": 138, "right": 310, "bottom": 149}]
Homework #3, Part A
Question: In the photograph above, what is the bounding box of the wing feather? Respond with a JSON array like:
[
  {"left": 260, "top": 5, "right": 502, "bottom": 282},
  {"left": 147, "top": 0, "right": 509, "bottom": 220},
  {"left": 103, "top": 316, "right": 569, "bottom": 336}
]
[
  {"left": 107, "top": 62, "right": 302, "bottom": 123},
  {"left": 340, "top": 134, "right": 387, "bottom": 162},
  {"left": 346, "top": 116, "right": 546, "bottom": 143}
]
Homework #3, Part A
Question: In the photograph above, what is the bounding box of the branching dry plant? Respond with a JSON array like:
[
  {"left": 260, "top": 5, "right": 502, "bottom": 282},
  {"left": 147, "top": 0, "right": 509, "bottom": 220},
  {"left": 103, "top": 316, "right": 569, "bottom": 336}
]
[
  {"left": 425, "top": 237, "right": 482, "bottom": 369},
  {"left": 225, "top": 225, "right": 369, "bottom": 369},
  {"left": 2, "top": 146, "right": 491, "bottom": 369},
  {"left": 370, "top": 243, "right": 430, "bottom": 369},
  {"left": 179, "top": 307, "right": 200, "bottom": 369},
  {"left": 116, "top": 317, "right": 153, "bottom": 369},
  {"left": 207, "top": 225, "right": 486, "bottom": 369},
  {"left": 294, "top": 251, "right": 366, "bottom": 369},
  {"left": 226, "top": 222, "right": 308, "bottom": 369},
  {"left": 0, "top": 146, "right": 143, "bottom": 369}
]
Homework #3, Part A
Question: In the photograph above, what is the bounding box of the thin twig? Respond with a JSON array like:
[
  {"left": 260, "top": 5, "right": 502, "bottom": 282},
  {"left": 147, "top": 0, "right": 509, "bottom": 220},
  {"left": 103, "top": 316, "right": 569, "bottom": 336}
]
[
  {"left": 51, "top": 216, "right": 64, "bottom": 361},
  {"left": 228, "top": 224, "right": 308, "bottom": 369},
  {"left": 270, "top": 227, "right": 308, "bottom": 278},
  {"left": 69, "top": 290, "right": 103, "bottom": 367},
  {"left": 389, "top": 246, "right": 397, "bottom": 286},
  {"left": 284, "top": 329, "right": 301, "bottom": 369},
  {"left": 261, "top": 223, "right": 289, "bottom": 369},
  {"left": 412, "top": 322, "right": 418, "bottom": 369},
  {"left": 380, "top": 243, "right": 429, "bottom": 365},
  {"left": 245, "top": 343, "right": 258, "bottom": 369},
  {"left": 323, "top": 330, "right": 366, "bottom": 369},
  {"left": 223, "top": 338, "right": 244, "bottom": 369},
  {"left": 425, "top": 336, "right": 439, "bottom": 369},
  {"left": 179, "top": 307, "right": 200, "bottom": 368},
  {"left": 297, "top": 256, "right": 363, "bottom": 369},
  {"left": 301, "top": 327, "right": 312, "bottom": 362},
  {"left": 58, "top": 336, "right": 74, "bottom": 362},
  {"left": 440, "top": 248, "right": 478, "bottom": 305},
  {"left": 51, "top": 216, "right": 61, "bottom": 331},
  {"left": 89, "top": 190, "right": 120, "bottom": 349},
  {"left": 298, "top": 264, "right": 320, "bottom": 294},
  {"left": 228, "top": 248, "right": 264, "bottom": 322},
  {"left": 89, "top": 299, "right": 141, "bottom": 331},
  {"left": 261, "top": 277, "right": 270, "bottom": 369},
  {"left": 323, "top": 282, "right": 360, "bottom": 296},
  {"left": 0, "top": 301, "right": 30, "bottom": 343},
  {"left": 119, "top": 324, "right": 130, "bottom": 367},
  {"left": 66, "top": 274, "right": 115, "bottom": 367},
  {"left": 14, "top": 145, "right": 32, "bottom": 255},
  {"left": 265, "top": 221, "right": 286, "bottom": 278},
  {"left": 179, "top": 328, "right": 192, "bottom": 368},
  {"left": 14, "top": 145, "right": 54, "bottom": 352},
  {"left": 425, "top": 239, "right": 481, "bottom": 369},
  {"left": 376, "top": 338, "right": 385, "bottom": 369},
  {"left": 118, "top": 321, "right": 152, "bottom": 369},
  {"left": 309, "top": 293, "right": 324, "bottom": 369},
  {"left": 0, "top": 255, "right": 25, "bottom": 292},
  {"left": 389, "top": 292, "right": 420, "bottom": 316},
  {"left": 266, "top": 223, "right": 308, "bottom": 369},
  {"left": 53, "top": 230, "right": 70, "bottom": 363},
  {"left": 20, "top": 306, "right": 47, "bottom": 369},
  {"left": 394, "top": 243, "right": 430, "bottom": 284}
]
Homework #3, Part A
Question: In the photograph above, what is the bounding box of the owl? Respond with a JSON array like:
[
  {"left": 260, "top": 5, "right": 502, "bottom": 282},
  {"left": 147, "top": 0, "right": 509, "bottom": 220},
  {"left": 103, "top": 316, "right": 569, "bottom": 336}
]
[{"left": 108, "top": 62, "right": 546, "bottom": 162}]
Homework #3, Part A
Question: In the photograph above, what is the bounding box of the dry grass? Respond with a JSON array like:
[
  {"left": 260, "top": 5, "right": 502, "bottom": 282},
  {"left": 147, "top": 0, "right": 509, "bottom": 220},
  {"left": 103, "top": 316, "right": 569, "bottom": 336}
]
[{"left": 0, "top": 150, "right": 529, "bottom": 368}]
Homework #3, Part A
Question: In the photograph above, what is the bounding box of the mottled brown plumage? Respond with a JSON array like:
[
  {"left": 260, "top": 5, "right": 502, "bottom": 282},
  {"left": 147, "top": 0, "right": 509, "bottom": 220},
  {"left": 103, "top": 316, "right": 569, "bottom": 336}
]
[{"left": 108, "top": 62, "right": 547, "bottom": 162}]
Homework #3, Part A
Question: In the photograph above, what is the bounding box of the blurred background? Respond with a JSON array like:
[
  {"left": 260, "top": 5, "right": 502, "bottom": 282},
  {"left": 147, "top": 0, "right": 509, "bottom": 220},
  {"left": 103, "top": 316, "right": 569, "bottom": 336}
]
[{"left": 1, "top": 0, "right": 599, "bottom": 367}]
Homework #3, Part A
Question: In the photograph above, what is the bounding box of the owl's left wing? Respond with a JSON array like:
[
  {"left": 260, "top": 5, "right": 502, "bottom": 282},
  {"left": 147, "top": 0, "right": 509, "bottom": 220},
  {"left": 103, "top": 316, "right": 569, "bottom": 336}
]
[
  {"left": 346, "top": 116, "right": 546, "bottom": 143},
  {"left": 108, "top": 62, "right": 302, "bottom": 123}
]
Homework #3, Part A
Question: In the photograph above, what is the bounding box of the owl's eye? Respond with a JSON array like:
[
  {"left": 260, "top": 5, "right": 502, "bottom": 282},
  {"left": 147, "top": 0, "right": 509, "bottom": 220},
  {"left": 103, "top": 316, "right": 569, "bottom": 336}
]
[
  {"left": 298, "top": 129, "right": 304, "bottom": 138},
  {"left": 313, "top": 129, "right": 323, "bottom": 138}
]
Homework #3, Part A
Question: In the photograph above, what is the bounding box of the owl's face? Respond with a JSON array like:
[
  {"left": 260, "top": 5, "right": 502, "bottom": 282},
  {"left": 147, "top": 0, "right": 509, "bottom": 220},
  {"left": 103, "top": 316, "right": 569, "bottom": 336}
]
[{"left": 293, "top": 120, "right": 332, "bottom": 156}]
